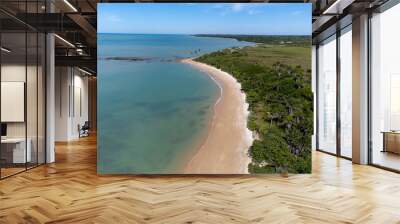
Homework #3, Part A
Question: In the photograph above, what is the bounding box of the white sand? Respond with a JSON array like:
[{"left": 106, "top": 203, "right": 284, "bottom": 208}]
[{"left": 182, "top": 59, "right": 254, "bottom": 174}]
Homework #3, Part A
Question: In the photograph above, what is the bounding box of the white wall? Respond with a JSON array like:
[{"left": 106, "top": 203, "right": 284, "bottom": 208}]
[
  {"left": 1, "top": 82, "right": 25, "bottom": 122},
  {"left": 1, "top": 65, "right": 38, "bottom": 138},
  {"left": 1, "top": 65, "right": 26, "bottom": 139},
  {"left": 55, "top": 66, "right": 70, "bottom": 141},
  {"left": 72, "top": 72, "right": 89, "bottom": 138},
  {"left": 55, "top": 67, "right": 89, "bottom": 141},
  {"left": 1, "top": 63, "right": 46, "bottom": 164}
]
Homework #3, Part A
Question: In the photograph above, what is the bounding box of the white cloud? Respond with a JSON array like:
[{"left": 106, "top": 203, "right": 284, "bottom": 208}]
[
  {"left": 212, "top": 3, "right": 264, "bottom": 16},
  {"left": 232, "top": 3, "right": 244, "bottom": 12}
]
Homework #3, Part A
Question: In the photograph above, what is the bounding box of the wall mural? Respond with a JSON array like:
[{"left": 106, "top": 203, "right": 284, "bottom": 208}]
[{"left": 97, "top": 3, "right": 312, "bottom": 174}]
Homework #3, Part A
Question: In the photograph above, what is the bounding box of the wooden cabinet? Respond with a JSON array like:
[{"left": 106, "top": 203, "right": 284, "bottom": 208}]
[{"left": 382, "top": 132, "right": 400, "bottom": 154}]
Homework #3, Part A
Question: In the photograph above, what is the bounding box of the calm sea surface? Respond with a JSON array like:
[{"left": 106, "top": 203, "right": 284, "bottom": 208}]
[{"left": 97, "top": 34, "right": 254, "bottom": 174}]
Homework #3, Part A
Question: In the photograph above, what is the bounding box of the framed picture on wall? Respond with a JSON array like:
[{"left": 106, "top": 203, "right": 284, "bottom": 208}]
[{"left": 97, "top": 3, "right": 313, "bottom": 174}]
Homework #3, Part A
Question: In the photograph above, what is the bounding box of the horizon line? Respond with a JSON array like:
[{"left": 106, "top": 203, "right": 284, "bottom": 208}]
[{"left": 97, "top": 32, "right": 311, "bottom": 36}]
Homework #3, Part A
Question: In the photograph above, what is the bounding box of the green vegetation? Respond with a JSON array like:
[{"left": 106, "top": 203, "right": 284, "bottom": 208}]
[
  {"left": 194, "top": 34, "right": 311, "bottom": 47},
  {"left": 195, "top": 36, "right": 312, "bottom": 174}
]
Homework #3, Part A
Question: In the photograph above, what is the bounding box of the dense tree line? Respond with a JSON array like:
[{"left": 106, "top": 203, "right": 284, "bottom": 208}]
[
  {"left": 194, "top": 34, "right": 311, "bottom": 47},
  {"left": 196, "top": 47, "right": 312, "bottom": 173}
]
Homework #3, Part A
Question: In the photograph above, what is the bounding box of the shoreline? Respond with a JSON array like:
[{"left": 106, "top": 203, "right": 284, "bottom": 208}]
[{"left": 181, "top": 58, "right": 253, "bottom": 174}]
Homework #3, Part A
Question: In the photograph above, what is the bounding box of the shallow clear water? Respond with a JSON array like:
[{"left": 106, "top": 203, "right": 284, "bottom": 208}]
[{"left": 97, "top": 34, "right": 254, "bottom": 174}]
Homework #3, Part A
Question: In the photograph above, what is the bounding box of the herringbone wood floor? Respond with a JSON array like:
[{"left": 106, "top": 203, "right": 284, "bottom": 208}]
[{"left": 1, "top": 135, "right": 400, "bottom": 224}]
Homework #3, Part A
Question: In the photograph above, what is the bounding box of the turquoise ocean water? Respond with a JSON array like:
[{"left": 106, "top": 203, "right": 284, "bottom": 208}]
[{"left": 97, "top": 34, "right": 254, "bottom": 174}]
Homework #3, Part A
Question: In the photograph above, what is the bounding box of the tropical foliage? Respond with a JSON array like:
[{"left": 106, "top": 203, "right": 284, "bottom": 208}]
[
  {"left": 195, "top": 36, "right": 312, "bottom": 173},
  {"left": 194, "top": 34, "right": 310, "bottom": 47}
]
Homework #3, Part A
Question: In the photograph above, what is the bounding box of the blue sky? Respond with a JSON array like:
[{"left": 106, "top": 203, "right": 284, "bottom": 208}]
[{"left": 98, "top": 3, "right": 311, "bottom": 35}]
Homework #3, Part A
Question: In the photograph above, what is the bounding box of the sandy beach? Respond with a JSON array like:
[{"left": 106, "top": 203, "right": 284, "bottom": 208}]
[{"left": 181, "top": 58, "right": 253, "bottom": 174}]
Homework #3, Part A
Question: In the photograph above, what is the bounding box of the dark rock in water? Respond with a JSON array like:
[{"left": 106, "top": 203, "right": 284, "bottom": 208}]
[
  {"left": 160, "top": 58, "right": 174, "bottom": 62},
  {"left": 101, "top": 56, "right": 190, "bottom": 63},
  {"left": 103, "top": 56, "right": 154, "bottom": 61}
]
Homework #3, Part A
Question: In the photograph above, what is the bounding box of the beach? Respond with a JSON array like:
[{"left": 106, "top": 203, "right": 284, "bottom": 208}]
[{"left": 182, "top": 58, "right": 253, "bottom": 174}]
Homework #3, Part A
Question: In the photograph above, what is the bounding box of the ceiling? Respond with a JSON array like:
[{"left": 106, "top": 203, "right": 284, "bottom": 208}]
[{"left": 1, "top": 0, "right": 98, "bottom": 74}]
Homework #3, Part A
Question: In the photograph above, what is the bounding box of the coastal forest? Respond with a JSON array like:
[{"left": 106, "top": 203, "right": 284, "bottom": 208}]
[{"left": 195, "top": 35, "right": 313, "bottom": 173}]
